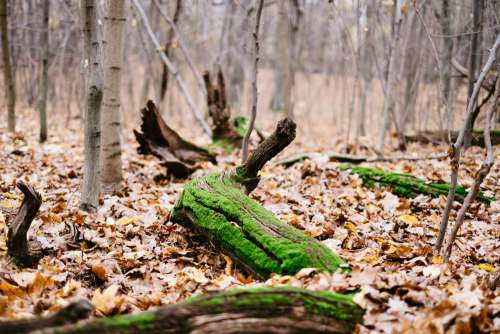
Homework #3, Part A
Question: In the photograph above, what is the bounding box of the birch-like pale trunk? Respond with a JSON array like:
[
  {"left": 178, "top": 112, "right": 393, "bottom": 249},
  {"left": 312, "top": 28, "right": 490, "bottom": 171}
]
[
  {"left": 38, "top": 0, "right": 50, "bottom": 143},
  {"left": 100, "top": 0, "right": 126, "bottom": 192},
  {"left": 80, "top": 0, "right": 103, "bottom": 213},
  {"left": 0, "top": 0, "right": 16, "bottom": 132}
]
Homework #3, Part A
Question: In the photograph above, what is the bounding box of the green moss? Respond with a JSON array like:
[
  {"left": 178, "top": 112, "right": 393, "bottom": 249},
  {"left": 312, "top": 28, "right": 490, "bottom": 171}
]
[
  {"left": 172, "top": 172, "right": 346, "bottom": 278},
  {"left": 184, "top": 287, "right": 363, "bottom": 324},
  {"left": 233, "top": 116, "right": 247, "bottom": 137},
  {"left": 208, "top": 138, "right": 234, "bottom": 153},
  {"left": 341, "top": 165, "right": 495, "bottom": 204}
]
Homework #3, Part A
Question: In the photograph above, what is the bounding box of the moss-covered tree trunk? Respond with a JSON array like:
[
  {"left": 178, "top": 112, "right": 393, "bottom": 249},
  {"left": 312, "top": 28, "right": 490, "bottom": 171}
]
[
  {"left": 171, "top": 119, "right": 346, "bottom": 278},
  {"left": 343, "top": 165, "right": 495, "bottom": 204},
  {"left": 0, "top": 287, "right": 363, "bottom": 334}
]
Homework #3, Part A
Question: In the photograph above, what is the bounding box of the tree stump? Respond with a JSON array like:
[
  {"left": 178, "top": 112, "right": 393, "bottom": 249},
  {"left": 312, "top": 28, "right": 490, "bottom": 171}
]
[
  {"left": 7, "top": 181, "right": 43, "bottom": 267},
  {"left": 133, "top": 101, "right": 216, "bottom": 178},
  {"left": 171, "top": 118, "right": 346, "bottom": 278}
]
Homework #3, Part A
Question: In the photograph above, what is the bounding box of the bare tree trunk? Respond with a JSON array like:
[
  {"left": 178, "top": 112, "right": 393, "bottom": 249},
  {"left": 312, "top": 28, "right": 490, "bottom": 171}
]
[
  {"left": 357, "top": 1, "right": 374, "bottom": 138},
  {"left": 464, "top": 0, "right": 484, "bottom": 147},
  {"left": 38, "top": 0, "right": 49, "bottom": 143},
  {"left": 378, "top": 0, "right": 403, "bottom": 151},
  {"left": 439, "top": 0, "right": 454, "bottom": 134},
  {"left": 80, "top": 0, "right": 103, "bottom": 213},
  {"left": 0, "top": 0, "right": 16, "bottom": 132},
  {"left": 100, "top": 0, "right": 126, "bottom": 192},
  {"left": 158, "top": 0, "right": 181, "bottom": 102},
  {"left": 241, "top": 0, "right": 265, "bottom": 163}
]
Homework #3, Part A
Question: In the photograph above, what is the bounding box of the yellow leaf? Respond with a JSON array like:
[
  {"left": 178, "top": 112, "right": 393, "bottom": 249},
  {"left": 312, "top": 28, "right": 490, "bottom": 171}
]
[
  {"left": 117, "top": 215, "right": 139, "bottom": 225},
  {"left": 345, "top": 222, "right": 357, "bottom": 234},
  {"left": 92, "top": 284, "right": 124, "bottom": 315},
  {"left": 400, "top": 214, "right": 418, "bottom": 225},
  {"left": 257, "top": 170, "right": 270, "bottom": 177},
  {"left": 432, "top": 255, "right": 444, "bottom": 264},
  {"left": 363, "top": 255, "right": 382, "bottom": 265},
  {"left": 478, "top": 263, "right": 495, "bottom": 272},
  {"left": 0, "top": 200, "right": 19, "bottom": 208},
  {"left": 385, "top": 244, "right": 397, "bottom": 254},
  {"left": 222, "top": 254, "right": 233, "bottom": 276},
  {"left": 4, "top": 193, "right": 21, "bottom": 200}
]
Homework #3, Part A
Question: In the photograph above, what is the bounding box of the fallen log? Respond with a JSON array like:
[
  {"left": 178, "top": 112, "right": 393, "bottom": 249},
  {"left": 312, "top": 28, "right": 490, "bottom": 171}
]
[
  {"left": 404, "top": 129, "right": 500, "bottom": 147},
  {"left": 342, "top": 165, "right": 495, "bottom": 204},
  {"left": 7, "top": 181, "right": 44, "bottom": 267},
  {"left": 1, "top": 287, "right": 364, "bottom": 334},
  {"left": 133, "top": 101, "right": 216, "bottom": 178},
  {"left": 171, "top": 118, "right": 347, "bottom": 278},
  {"left": 276, "top": 152, "right": 369, "bottom": 168}
]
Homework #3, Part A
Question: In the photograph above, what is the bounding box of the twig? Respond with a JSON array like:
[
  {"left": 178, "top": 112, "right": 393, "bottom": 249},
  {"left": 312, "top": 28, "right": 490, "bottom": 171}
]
[
  {"left": 435, "top": 33, "right": 500, "bottom": 253},
  {"left": 444, "top": 74, "right": 499, "bottom": 261},
  {"left": 131, "top": 0, "right": 212, "bottom": 137},
  {"left": 241, "top": 0, "right": 265, "bottom": 163}
]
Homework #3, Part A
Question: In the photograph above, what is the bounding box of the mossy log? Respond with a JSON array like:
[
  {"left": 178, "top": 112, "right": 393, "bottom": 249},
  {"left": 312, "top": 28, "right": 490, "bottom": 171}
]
[
  {"left": 1, "top": 287, "right": 363, "bottom": 334},
  {"left": 171, "top": 119, "right": 346, "bottom": 278},
  {"left": 133, "top": 101, "right": 216, "bottom": 178},
  {"left": 404, "top": 129, "right": 500, "bottom": 147},
  {"left": 343, "top": 165, "right": 495, "bottom": 204}
]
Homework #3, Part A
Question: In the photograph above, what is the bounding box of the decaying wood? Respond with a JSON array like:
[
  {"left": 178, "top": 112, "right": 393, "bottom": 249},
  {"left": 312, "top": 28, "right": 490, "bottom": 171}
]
[
  {"left": 204, "top": 70, "right": 243, "bottom": 146},
  {"left": 133, "top": 100, "right": 216, "bottom": 178},
  {"left": 343, "top": 165, "right": 495, "bottom": 205},
  {"left": 404, "top": 129, "right": 500, "bottom": 147},
  {"left": 7, "top": 181, "right": 43, "bottom": 267},
  {"left": 171, "top": 119, "right": 347, "bottom": 279},
  {"left": 0, "top": 287, "right": 363, "bottom": 334},
  {"left": 0, "top": 300, "right": 93, "bottom": 334}
]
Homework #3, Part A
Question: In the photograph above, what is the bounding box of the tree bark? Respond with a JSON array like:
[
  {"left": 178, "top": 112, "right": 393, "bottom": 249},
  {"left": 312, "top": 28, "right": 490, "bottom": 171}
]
[
  {"left": 80, "top": 0, "right": 103, "bottom": 213},
  {"left": 159, "top": 0, "right": 181, "bottom": 102},
  {"left": 404, "top": 129, "right": 500, "bottom": 147},
  {"left": 0, "top": 0, "right": 16, "bottom": 132},
  {"left": 134, "top": 101, "right": 216, "bottom": 179},
  {"left": 100, "top": 0, "right": 126, "bottom": 192},
  {"left": 37, "top": 0, "right": 49, "bottom": 142},
  {"left": 0, "top": 288, "right": 363, "bottom": 334}
]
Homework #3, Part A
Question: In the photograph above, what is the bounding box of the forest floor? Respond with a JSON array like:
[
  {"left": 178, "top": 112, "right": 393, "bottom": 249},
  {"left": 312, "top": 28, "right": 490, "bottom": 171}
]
[{"left": 0, "top": 113, "right": 498, "bottom": 334}]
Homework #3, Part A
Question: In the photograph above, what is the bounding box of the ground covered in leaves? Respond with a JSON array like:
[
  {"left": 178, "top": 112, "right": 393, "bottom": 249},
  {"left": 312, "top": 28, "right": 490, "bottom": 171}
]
[{"left": 0, "top": 118, "right": 498, "bottom": 333}]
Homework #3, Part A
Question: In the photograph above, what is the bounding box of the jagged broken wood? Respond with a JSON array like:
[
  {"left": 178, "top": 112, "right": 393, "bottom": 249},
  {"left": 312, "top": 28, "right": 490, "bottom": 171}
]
[
  {"left": 7, "top": 181, "right": 44, "bottom": 267},
  {"left": 133, "top": 101, "right": 216, "bottom": 178},
  {"left": 404, "top": 129, "right": 500, "bottom": 147},
  {"left": 171, "top": 118, "right": 347, "bottom": 278},
  {"left": 204, "top": 70, "right": 244, "bottom": 148},
  {"left": 0, "top": 287, "right": 363, "bottom": 334},
  {"left": 342, "top": 165, "right": 495, "bottom": 204}
]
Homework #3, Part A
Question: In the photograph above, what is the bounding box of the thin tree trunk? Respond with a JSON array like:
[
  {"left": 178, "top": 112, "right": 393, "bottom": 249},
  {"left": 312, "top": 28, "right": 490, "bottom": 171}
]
[
  {"left": 440, "top": 0, "right": 454, "bottom": 134},
  {"left": 464, "top": 0, "right": 484, "bottom": 147},
  {"left": 100, "top": 0, "right": 126, "bottom": 192},
  {"left": 38, "top": 0, "right": 50, "bottom": 143},
  {"left": 0, "top": 0, "right": 16, "bottom": 132},
  {"left": 80, "top": 0, "right": 103, "bottom": 213},
  {"left": 378, "top": 0, "right": 404, "bottom": 152},
  {"left": 241, "top": 0, "right": 265, "bottom": 163}
]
